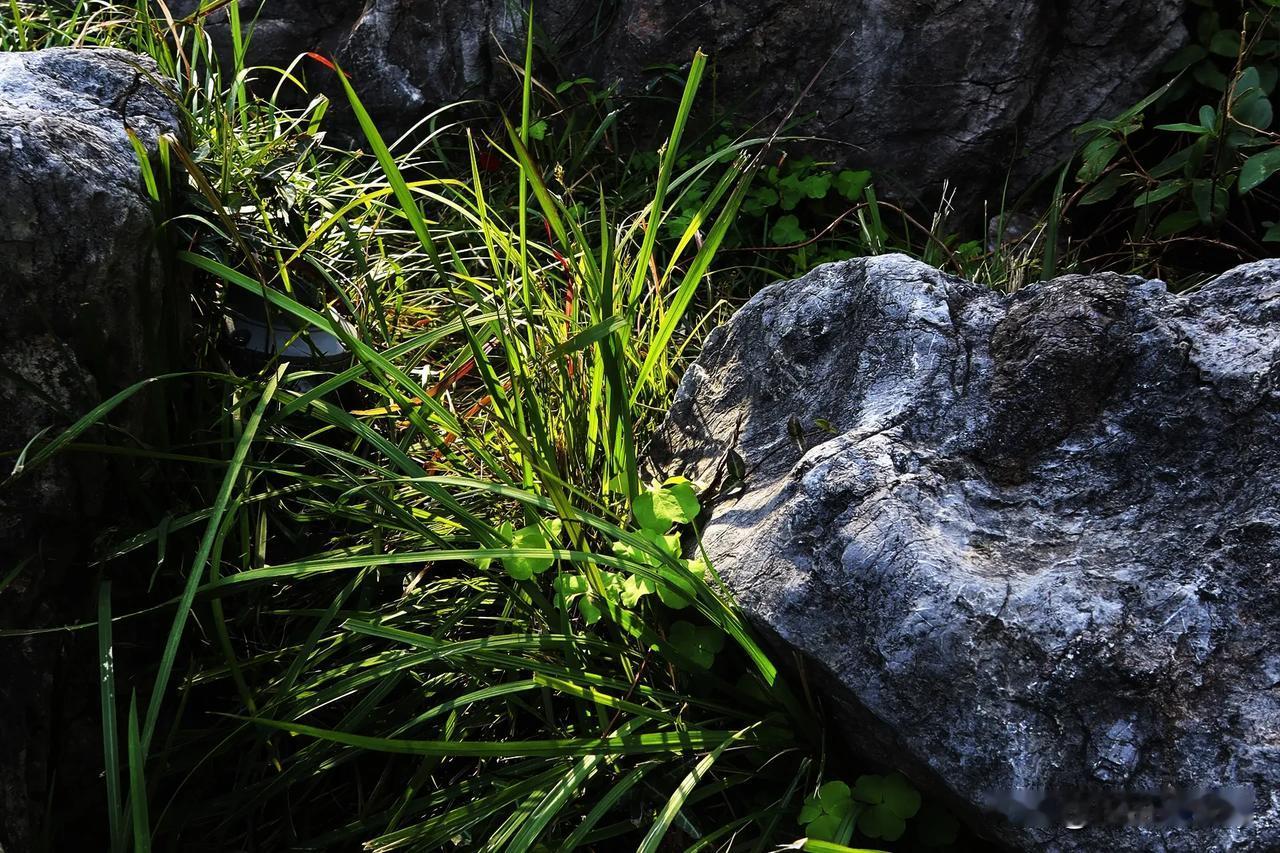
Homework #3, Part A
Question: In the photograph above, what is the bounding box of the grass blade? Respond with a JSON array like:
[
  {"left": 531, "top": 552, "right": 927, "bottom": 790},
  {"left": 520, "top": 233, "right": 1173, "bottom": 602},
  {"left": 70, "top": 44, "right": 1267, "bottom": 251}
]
[
  {"left": 98, "top": 581, "right": 124, "bottom": 853},
  {"left": 141, "top": 364, "right": 285, "bottom": 755},
  {"left": 127, "top": 696, "right": 152, "bottom": 853},
  {"left": 637, "top": 724, "right": 756, "bottom": 853}
]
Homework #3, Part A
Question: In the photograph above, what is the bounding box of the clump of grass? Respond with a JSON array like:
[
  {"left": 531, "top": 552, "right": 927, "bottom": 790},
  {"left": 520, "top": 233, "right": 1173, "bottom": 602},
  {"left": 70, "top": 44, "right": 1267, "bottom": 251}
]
[{"left": 2, "top": 3, "right": 918, "bottom": 850}]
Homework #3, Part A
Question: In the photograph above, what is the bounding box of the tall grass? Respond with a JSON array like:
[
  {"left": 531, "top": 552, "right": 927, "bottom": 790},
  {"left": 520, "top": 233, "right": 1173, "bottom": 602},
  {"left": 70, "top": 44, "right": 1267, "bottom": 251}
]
[{"left": 3, "top": 3, "right": 886, "bottom": 850}]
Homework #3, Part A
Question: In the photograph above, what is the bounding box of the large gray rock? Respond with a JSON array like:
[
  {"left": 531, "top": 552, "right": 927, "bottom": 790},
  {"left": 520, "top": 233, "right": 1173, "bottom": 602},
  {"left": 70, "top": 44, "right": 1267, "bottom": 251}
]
[
  {"left": 181, "top": 0, "right": 1186, "bottom": 201},
  {"left": 650, "top": 255, "right": 1280, "bottom": 851},
  {"left": 0, "top": 47, "right": 183, "bottom": 850},
  {"left": 595, "top": 0, "right": 1187, "bottom": 204}
]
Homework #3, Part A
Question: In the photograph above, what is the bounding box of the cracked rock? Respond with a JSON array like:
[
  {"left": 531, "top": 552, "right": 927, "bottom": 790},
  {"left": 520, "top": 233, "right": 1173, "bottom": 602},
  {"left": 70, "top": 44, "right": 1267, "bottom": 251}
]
[{"left": 650, "top": 255, "right": 1280, "bottom": 851}]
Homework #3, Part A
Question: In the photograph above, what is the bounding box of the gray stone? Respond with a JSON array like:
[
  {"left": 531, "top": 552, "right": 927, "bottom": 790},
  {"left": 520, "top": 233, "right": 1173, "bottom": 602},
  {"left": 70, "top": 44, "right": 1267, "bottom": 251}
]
[
  {"left": 0, "top": 47, "right": 183, "bottom": 850},
  {"left": 649, "top": 255, "right": 1280, "bottom": 851},
  {"left": 181, "top": 0, "right": 1186, "bottom": 201},
  {"left": 594, "top": 0, "right": 1188, "bottom": 204}
]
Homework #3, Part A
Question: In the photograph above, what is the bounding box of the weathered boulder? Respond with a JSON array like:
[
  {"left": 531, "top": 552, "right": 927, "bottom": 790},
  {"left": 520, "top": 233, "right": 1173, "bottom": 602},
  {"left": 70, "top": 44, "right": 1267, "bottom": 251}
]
[
  {"left": 0, "top": 47, "right": 183, "bottom": 849},
  {"left": 594, "top": 0, "right": 1188, "bottom": 204},
  {"left": 650, "top": 255, "right": 1280, "bottom": 851},
  {"left": 181, "top": 0, "right": 1186, "bottom": 201}
]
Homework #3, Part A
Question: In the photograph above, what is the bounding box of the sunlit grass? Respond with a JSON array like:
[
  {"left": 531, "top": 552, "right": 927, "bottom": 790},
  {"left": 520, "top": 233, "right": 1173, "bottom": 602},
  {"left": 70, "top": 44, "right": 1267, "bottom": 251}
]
[{"left": 2, "top": 3, "right": 848, "bottom": 850}]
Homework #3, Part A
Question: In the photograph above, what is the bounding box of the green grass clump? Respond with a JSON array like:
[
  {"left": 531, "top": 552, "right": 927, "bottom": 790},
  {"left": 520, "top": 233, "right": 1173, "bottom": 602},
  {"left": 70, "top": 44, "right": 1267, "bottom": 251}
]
[{"left": 4, "top": 3, "right": 953, "bottom": 850}]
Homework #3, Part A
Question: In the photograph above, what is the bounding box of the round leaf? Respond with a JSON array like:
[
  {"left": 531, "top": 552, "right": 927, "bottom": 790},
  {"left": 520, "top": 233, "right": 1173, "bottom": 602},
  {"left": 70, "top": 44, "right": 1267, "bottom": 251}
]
[{"left": 633, "top": 486, "right": 683, "bottom": 532}]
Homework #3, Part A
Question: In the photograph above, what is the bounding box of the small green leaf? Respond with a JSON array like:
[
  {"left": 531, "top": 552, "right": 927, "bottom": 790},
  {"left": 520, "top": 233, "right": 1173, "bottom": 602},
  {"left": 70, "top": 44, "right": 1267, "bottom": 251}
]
[
  {"left": 656, "top": 556, "right": 706, "bottom": 609},
  {"left": 1078, "top": 136, "right": 1120, "bottom": 183},
  {"left": 1236, "top": 94, "right": 1273, "bottom": 130},
  {"left": 502, "top": 521, "right": 557, "bottom": 580},
  {"left": 578, "top": 595, "right": 605, "bottom": 625},
  {"left": 835, "top": 169, "right": 871, "bottom": 201},
  {"left": 1154, "top": 210, "right": 1201, "bottom": 238},
  {"left": 771, "top": 214, "right": 805, "bottom": 245},
  {"left": 633, "top": 482, "right": 699, "bottom": 532},
  {"left": 1237, "top": 66, "right": 1262, "bottom": 95},
  {"left": 1195, "top": 62, "right": 1229, "bottom": 92},
  {"left": 857, "top": 806, "right": 906, "bottom": 841},
  {"left": 1133, "top": 179, "right": 1186, "bottom": 207},
  {"left": 850, "top": 773, "right": 920, "bottom": 841},
  {"left": 801, "top": 172, "right": 832, "bottom": 199},
  {"left": 1163, "top": 44, "right": 1208, "bottom": 71},
  {"left": 1240, "top": 148, "right": 1280, "bottom": 192},
  {"left": 664, "top": 478, "right": 701, "bottom": 521},
  {"left": 621, "top": 574, "right": 656, "bottom": 607},
  {"left": 633, "top": 489, "right": 677, "bottom": 532},
  {"left": 806, "top": 814, "right": 844, "bottom": 841},
  {"left": 741, "top": 185, "right": 780, "bottom": 216},
  {"left": 667, "top": 620, "right": 724, "bottom": 669},
  {"left": 528, "top": 119, "right": 549, "bottom": 140},
  {"left": 1155, "top": 122, "right": 1210, "bottom": 134},
  {"left": 818, "top": 781, "right": 853, "bottom": 815},
  {"left": 879, "top": 774, "right": 922, "bottom": 819},
  {"left": 1263, "top": 221, "right": 1280, "bottom": 242},
  {"left": 1209, "top": 29, "right": 1240, "bottom": 58},
  {"left": 1079, "top": 172, "right": 1126, "bottom": 206}
]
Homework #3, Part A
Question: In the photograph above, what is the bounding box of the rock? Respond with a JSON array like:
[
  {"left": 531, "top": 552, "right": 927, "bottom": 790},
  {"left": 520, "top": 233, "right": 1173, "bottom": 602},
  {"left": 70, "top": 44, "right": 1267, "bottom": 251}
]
[
  {"left": 594, "top": 0, "right": 1188, "bottom": 204},
  {"left": 0, "top": 47, "right": 184, "bottom": 850},
  {"left": 169, "top": 0, "right": 530, "bottom": 126},
  {"left": 649, "top": 255, "right": 1280, "bottom": 851},
  {"left": 180, "top": 0, "right": 1185, "bottom": 202}
]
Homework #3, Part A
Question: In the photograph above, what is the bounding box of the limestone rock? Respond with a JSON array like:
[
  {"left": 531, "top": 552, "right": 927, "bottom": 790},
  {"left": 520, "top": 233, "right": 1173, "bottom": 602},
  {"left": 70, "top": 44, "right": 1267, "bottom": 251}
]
[{"left": 650, "top": 255, "right": 1280, "bottom": 850}]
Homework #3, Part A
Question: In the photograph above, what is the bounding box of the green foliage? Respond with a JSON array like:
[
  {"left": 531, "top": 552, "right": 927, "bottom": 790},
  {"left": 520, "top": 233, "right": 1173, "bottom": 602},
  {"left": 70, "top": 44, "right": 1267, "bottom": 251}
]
[
  {"left": 851, "top": 773, "right": 922, "bottom": 841},
  {"left": 633, "top": 477, "right": 700, "bottom": 531},
  {"left": 499, "top": 518, "right": 562, "bottom": 580},
  {"left": 2, "top": 4, "right": 871, "bottom": 849},
  {"left": 1063, "top": 0, "right": 1280, "bottom": 272},
  {"left": 799, "top": 781, "right": 858, "bottom": 842},
  {"left": 667, "top": 619, "right": 726, "bottom": 669},
  {"left": 800, "top": 774, "right": 958, "bottom": 848}
]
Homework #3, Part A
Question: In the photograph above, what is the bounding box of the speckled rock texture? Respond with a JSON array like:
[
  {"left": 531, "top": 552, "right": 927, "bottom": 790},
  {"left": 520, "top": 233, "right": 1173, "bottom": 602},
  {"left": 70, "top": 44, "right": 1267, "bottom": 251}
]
[
  {"left": 0, "top": 47, "right": 182, "bottom": 850},
  {"left": 181, "top": 0, "right": 1185, "bottom": 201},
  {"left": 649, "top": 255, "right": 1280, "bottom": 851}
]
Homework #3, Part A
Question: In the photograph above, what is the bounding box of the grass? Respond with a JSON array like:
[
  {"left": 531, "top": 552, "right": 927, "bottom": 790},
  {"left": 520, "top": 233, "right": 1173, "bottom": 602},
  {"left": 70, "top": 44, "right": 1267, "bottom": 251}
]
[
  {"left": 3, "top": 3, "right": 860, "bottom": 850},
  {"left": 5, "top": 1, "right": 1274, "bottom": 850}
]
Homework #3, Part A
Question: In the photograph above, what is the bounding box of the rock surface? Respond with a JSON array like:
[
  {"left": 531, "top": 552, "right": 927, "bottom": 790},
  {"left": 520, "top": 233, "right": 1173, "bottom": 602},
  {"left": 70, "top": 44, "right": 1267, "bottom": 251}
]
[
  {"left": 650, "top": 255, "right": 1280, "bottom": 851},
  {"left": 0, "top": 47, "right": 183, "bottom": 850},
  {"left": 594, "top": 0, "right": 1187, "bottom": 203},
  {"left": 182, "top": 0, "right": 1185, "bottom": 201}
]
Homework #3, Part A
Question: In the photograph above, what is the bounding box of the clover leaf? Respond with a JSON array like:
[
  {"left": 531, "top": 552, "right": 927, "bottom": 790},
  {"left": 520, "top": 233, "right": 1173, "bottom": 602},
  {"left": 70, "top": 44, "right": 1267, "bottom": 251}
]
[
  {"left": 741, "top": 185, "right": 780, "bottom": 216},
  {"left": 666, "top": 620, "right": 724, "bottom": 669},
  {"left": 835, "top": 169, "right": 871, "bottom": 201},
  {"left": 799, "top": 780, "right": 856, "bottom": 842},
  {"left": 621, "top": 573, "right": 656, "bottom": 607},
  {"left": 501, "top": 519, "right": 561, "bottom": 580},
  {"left": 770, "top": 214, "right": 805, "bottom": 245},
  {"left": 801, "top": 172, "right": 832, "bottom": 200},
  {"left": 851, "top": 773, "right": 921, "bottom": 841},
  {"left": 554, "top": 572, "right": 619, "bottom": 624}
]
